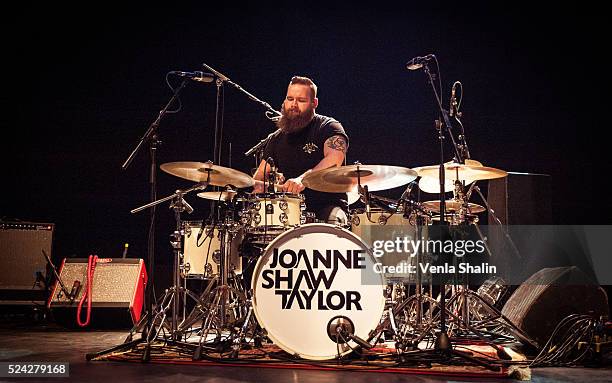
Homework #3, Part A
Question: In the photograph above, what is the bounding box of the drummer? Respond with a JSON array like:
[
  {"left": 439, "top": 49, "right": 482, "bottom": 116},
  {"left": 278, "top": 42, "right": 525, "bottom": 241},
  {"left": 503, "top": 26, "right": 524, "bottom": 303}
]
[{"left": 253, "top": 76, "right": 349, "bottom": 224}]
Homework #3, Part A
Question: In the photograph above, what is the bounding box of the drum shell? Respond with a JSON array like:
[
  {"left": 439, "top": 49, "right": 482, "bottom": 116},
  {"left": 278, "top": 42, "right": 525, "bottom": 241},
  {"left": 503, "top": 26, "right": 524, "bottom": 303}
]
[
  {"left": 242, "top": 193, "right": 304, "bottom": 234},
  {"left": 183, "top": 221, "right": 243, "bottom": 278}
]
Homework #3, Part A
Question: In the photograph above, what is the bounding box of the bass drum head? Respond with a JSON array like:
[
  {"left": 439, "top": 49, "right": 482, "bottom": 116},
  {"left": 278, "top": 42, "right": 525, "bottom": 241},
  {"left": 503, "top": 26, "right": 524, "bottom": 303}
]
[{"left": 252, "top": 223, "right": 385, "bottom": 360}]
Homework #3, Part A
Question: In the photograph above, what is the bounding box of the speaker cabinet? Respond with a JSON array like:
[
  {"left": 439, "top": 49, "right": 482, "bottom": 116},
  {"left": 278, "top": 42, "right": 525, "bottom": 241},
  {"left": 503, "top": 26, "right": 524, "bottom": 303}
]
[
  {"left": 486, "top": 173, "right": 555, "bottom": 281},
  {"left": 487, "top": 172, "right": 552, "bottom": 225},
  {"left": 501, "top": 266, "right": 609, "bottom": 346},
  {"left": 0, "top": 221, "right": 54, "bottom": 303},
  {"left": 48, "top": 258, "right": 147, "bottom": 327}
]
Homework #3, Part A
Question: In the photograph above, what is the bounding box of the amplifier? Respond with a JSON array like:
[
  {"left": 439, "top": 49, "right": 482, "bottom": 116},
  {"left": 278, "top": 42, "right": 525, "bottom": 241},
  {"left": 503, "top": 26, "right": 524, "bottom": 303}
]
[
  {"left": 48, "top": 258, "right": 147, "bottom": 327},
  {"left": 0, "top": 221, "right": 54, "bottom": 295}
]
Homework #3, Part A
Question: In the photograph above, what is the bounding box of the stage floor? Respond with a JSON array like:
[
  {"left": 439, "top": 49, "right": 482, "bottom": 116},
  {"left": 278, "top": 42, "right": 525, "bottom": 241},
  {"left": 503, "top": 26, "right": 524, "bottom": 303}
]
[{"left": 0, "top": 322, "right": 610, "bottom": 383}]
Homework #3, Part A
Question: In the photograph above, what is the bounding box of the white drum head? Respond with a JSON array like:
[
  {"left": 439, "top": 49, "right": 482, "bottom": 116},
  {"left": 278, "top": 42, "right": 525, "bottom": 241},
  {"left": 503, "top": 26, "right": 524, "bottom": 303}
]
[{"left": 252, "top": 223, "right": 385, "bottom": 360}]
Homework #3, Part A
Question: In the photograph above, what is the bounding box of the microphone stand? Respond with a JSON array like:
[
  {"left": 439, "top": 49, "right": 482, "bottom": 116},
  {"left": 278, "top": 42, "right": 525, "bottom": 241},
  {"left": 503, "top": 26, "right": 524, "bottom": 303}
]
[
  {"left": 201, "top": 62, "right": 282, "bottom": 163},
  {"left": 89, "top": 79, "right": 190, "bottom": 361},
  {"left": 420, "top": 59, "right": 460, "bottom": 354},
  {"left": 245, "top": 129, "right": 282, "bottom": 162}
]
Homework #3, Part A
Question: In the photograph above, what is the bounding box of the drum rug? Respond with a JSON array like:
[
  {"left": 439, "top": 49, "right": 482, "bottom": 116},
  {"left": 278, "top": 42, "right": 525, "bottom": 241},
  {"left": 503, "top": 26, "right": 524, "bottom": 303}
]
[{"left": 91, "top": 340, "right": 530, "bottom": 380}]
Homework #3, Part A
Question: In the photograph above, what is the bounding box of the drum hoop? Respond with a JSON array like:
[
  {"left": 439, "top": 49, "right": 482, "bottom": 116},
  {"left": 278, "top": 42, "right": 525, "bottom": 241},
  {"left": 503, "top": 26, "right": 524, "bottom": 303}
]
[{"left": 249, "top": 192, "right": 304, "bottom": 201}]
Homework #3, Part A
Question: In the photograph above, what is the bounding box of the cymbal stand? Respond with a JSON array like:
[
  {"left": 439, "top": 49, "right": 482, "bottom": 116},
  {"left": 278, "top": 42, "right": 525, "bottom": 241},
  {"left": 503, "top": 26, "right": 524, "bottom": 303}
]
[
  {"left": 85, "top": 182, "right": 208, "bottom": 362},
  {"left": 387, "top": 209, "right": 441, "bottom": 350},
  {"left": 441, "top": 181, "right": 537, "bottom": 348},
  {"left": 394, "top": 56, "right": 509, "bottom": 370},
  {"left": 191, "top": 218, "right": 251, "bottom": 360},
  {"left": 121, "top": 77, "right": 190, "bottom": 347},
  {"left": 139, "top": 188, "right": 208, "bottom": 360}
]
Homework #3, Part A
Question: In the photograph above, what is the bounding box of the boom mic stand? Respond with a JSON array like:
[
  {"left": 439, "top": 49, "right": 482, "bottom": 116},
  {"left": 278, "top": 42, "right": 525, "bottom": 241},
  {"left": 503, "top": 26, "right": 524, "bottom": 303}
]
[
  {"left": 86, "top": 78, "right": 190, "bottom": 362},
  {"left": 121, "top": 79, "right": 188, "bottom": 344},
  {"left": 390, "top": 55, "right": 504, "bottom": 370},
  {"left": 421, "top": 56, "right": 457, "bottom": 354},
  {"left": 201, "top": 62, "right": 281, "bottom": 164}
]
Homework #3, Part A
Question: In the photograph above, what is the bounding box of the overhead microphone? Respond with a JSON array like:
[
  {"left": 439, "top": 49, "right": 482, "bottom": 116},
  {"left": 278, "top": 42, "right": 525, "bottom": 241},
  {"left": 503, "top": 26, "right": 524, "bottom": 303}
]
[
  {"left": 405, "top": 54, "right": 435, "bottom": 70},
  {"left": 169, "top": 71, "right": 215, "bottom": 83}
]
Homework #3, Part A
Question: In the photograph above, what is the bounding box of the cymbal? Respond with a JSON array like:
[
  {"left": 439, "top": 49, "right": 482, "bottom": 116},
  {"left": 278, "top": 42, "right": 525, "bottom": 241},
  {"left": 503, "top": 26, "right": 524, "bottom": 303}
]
[
  {"left": 196, "top": 190, "right": 237, "bottom": 202},
  {"left": 302, "top": 164, "right": 418, "bottom": 193},
  {"left": 160, "top": 161, "right": 254, "bottom": 188},
  {"left": 415, "top": 160, "right": 506, "bottom": 193},
  {"left": 421, "top": 199, "right": 486, "bottom": 214}
]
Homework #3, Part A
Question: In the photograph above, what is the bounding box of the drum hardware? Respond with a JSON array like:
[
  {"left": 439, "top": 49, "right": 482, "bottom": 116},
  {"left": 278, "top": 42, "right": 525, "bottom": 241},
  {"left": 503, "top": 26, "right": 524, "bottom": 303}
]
[
  {"left": 367, "top": 212, "right": 440, "bottom": 350},
  {"left": 114, "top": 76, "right": 195, "bottom": 363},
  {"left": 183, "top": 217, "right": 253, "bottom": 360},
  {"left": 126, "top": 182, "right": 210, "bottom": 360},
  {"left": 327, "top": 316, "right": 373, "bottom": 350}
]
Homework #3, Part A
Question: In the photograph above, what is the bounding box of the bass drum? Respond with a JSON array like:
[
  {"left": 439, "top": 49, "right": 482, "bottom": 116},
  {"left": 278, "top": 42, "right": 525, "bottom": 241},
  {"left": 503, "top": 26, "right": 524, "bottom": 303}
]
[{"left": 251, "top": 223, "right": 385, "bottom": 360}]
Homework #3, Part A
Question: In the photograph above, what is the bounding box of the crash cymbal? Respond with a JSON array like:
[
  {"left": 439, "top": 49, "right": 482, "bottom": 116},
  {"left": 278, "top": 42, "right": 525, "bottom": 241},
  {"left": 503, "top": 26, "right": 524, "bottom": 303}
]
[
  {"left": 160, "top": 161, "right": 254, "bottom": 188},
  {"left": 418, "top": 160, "right": 478, "bottom": 193},
  {"left": 302, "top": 164, "right": 418, "bottom": 193},
  {"left": 415, "top": 162, "right": 506, "bottom": 182},
  {"left": 415, "top": 160, "right": 506, "bottom": 193},
  {"left": 196, "top": 190, "right": 237, "bottom": 202},
  {"left": 421, "top": 199, "right": 486, "bottom": 214}
]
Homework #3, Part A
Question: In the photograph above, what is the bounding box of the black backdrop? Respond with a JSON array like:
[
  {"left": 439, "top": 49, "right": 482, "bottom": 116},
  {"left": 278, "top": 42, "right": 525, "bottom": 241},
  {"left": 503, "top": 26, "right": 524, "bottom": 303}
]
[{"left": 1, "top": 4, "right": 608, "bottom": 274}]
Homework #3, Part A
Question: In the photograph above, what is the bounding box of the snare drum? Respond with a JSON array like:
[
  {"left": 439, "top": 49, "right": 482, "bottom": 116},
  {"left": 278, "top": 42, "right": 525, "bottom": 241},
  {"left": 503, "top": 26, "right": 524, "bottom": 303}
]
[
  {"left": 183, "top": 221, "right": 243, "bottom": 279},
  {"left": 240, "top": 193, "right": 304, "bottom": 235},
  {"left": 251, "top": 223, "right": 385, "bottom": 360}
]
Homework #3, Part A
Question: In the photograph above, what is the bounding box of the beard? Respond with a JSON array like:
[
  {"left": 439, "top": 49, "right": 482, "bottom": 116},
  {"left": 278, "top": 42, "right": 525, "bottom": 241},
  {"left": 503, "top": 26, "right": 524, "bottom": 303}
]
[{"left": 276, "top": 103, "right": 315, "bottom": 134}]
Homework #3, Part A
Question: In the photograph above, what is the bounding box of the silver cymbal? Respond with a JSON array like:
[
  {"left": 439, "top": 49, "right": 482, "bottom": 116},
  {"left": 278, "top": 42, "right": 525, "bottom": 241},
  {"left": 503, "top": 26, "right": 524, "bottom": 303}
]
[
  {"left": 415, "top": 160, "right": 506, "bottom": 193},
  {"left": 160, "top": 161, "right": 254, "bottom": 188},
  {"left": 302, "top": 164, "right": 418, "bottom": 193}
]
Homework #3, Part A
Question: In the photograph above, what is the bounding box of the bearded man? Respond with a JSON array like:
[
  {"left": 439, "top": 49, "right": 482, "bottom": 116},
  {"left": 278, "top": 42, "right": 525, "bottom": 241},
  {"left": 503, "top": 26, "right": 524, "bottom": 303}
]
[{"left": 252, "top": 76, "right": 349, "bottom": 224}]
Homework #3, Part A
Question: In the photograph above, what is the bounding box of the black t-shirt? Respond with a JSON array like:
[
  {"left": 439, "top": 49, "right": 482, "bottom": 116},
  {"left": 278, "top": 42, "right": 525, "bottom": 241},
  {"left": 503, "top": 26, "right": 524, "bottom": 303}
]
[{"left": 262, "top": 114, "right": 348, "bottom": 216}]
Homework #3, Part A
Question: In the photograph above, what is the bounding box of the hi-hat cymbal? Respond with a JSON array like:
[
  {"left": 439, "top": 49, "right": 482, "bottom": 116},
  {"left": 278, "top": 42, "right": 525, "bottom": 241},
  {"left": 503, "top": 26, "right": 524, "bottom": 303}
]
[
  {"left": 302, "top": 164, "right": 418, "bottom": 193},
  {"left": 421, "top": 199, "right": 486, "bottom": 214},
  {"left": 196, "top": 190, "right": 237, "bottom": 202},
  {"left": 160, "top": 161, "right": 254, "bottom": 188}
]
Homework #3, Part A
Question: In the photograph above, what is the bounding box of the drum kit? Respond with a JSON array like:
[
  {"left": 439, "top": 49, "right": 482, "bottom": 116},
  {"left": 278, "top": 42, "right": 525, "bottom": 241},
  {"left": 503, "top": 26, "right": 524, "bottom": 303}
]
[{"left": 127, "top": 156, "right": 535, "bottom": 361}]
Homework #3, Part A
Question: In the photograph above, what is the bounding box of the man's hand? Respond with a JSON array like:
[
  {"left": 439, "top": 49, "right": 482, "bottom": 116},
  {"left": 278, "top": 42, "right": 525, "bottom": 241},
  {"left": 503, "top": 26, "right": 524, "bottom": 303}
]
[
  {"left": 253, "top": 179, "right": 265, "bottom": 194},
  {"left": 281, "top": 177, "right": 306, "bottom": 194}
]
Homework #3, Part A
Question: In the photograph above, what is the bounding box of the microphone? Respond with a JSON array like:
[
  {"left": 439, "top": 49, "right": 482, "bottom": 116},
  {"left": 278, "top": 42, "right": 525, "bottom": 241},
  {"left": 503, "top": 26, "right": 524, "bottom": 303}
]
[
  {"left": 406, "top": 54, "right": 435, "bottom": 70},
  {"left": 196, "top": 224, "right": 205, "bottom": 243},
  {"left": 169, "top": 71, "right": 215, "bottom": 83},
  {"left": 449, "top": 82, "right": 457, "bottom": 117},
  {"left": 267, "top": 157, "right": 276, "bottom": 193}
]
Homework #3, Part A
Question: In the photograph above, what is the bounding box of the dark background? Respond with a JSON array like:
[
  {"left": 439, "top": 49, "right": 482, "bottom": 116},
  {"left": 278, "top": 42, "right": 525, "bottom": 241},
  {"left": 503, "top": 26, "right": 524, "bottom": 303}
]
[{"left": 1, "top": 5, "right": 608, "bottom": 281}]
